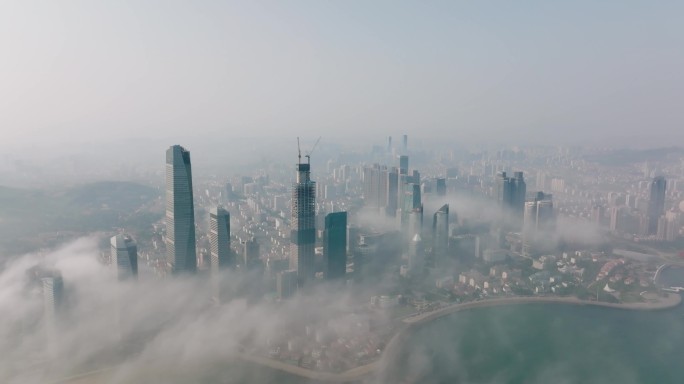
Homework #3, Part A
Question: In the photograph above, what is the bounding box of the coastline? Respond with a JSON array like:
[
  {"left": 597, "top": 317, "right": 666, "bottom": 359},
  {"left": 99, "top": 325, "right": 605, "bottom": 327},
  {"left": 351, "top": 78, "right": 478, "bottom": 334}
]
[
  {"left": 57, "top": 293, "right": 681, "bottom": 384},
  {"left": 241, "top": 293, "right": 681, "bottom": 383}
]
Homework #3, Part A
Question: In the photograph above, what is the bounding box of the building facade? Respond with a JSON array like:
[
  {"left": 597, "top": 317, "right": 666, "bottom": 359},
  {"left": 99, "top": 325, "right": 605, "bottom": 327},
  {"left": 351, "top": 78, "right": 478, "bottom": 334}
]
[
  {"left": 110, "top": 234, "right": 138, "bottom": 281},
  {"left": 165, "top": 145, "right": 197, "bottom": 274},
  {"left": 324, "top": 211, "right": 348, "bottom": 280},
  {"left": 210, "top": 206, "right": 232, "bottom": 272},
  {"left": 290, "top": 160, "right": 316, "bottom": 287}
]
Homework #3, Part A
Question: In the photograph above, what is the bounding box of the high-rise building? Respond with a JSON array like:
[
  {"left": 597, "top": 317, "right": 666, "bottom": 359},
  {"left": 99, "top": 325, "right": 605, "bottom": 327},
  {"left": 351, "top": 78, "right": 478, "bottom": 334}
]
[
  {"left": 41, "top": 270, "right": 64, "bottom": 351},
  {"left": 408, "top": 234, "right": 424, "bottom": 276},
  {"left": 648, "top": 176, "right": 667, "bottom": 235},
  {"left": 242, "top": 236, "right": 260, "bottom": 269},
  {"left": 402, "top": 134, "right": 408, "bottom": 154},
  {"left": 209, "top": 206, "right": 232, "bottom": 273},
  {"left": 290, "top": 156, "right": 316, "bottom": 287},
  {"left": 277, "top": 269, "right": 298, "bottom": 300},
  {"left": 324, "top": 211, "right": 348, "bottom": 280},
  {"left": 435, "top": 178, "right": 447, "bottom": 196},
  {"left": 166, "top": 145, "right": 197, "bottom": 274},
  {"left": 522, "top": 194, "right": 553, "bottom": 256},
  {"left": 433, "top": 204, "right": 449, "bottom": 263},
  {"left": 591, "top": 205, "right": 605, "bottom": 227},
  {"left": 386, "top": 168, "right": 399, "bottom": 217},
  {"left": 408, "top": 206, "right": 423, "bottom": 238},
  {"left": 399, "top": 155, "right": 409, "bottom": 175},
  {"left": 497, "top": 171, "right": 526, "bottom": 222},
  {"left": 511, "top": 172, "right": 526, "bottom": 217},
  {"left": 42, "top": 273, "right": 64, "bottom": 321},
  {"left": 110, "top": 234, "right": 138, "bottom": 281},
  {"left": 400, "top": 183, "right": 422, "bottom": 232}
]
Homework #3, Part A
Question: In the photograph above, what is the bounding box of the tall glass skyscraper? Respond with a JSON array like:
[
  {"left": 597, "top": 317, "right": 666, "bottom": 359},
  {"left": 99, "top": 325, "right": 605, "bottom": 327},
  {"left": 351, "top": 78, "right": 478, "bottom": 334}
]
[
  {"left": 433, "top": 204, "right": 449, "bottom": 264},
  {"left": 110, "top": 234, "right": 138, "bottom": 281},
  {"left": 166, "top": 145, "right": 197, "bottom": 274},
  {"left": 290, "top": 159, "right": 316, "bottom": 287},
  {"left": 648, "top": 176, "right": 667, "bottom": 235},
  {"left": 324, "top": 211, "right": 347, "bottom": 280},
  {"left": 209, "top": 206, "right": 232, "bottom": 272}
]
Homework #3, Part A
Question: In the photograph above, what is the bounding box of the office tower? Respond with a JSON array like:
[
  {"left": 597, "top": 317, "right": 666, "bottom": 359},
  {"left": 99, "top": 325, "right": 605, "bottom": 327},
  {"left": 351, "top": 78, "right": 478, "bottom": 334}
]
[
  {"left": 110, "top": 234, "right": 138, "bottom": 281},
  {"left": 347, "top": 224, "right": 360, "bottom": 256},
  {"left": 402, "top": 134, "right": 408, "bottom": 153},
  {"left": 609, "top": 206, "right": 620, "bottom": 232},
  {"left": 363, "top": 164, "right": 388, "bottom": 209},
  {"left": 166, "top": 145, "right": 197, "bottom": 274},
  {"left": 523, "top": 193, "right": 554, "bottom": 233},
  {"left": 41, "top": 270, "right": 64, "bottom": 352},
  {"left": 522, "top": 195, "right": 553, "bottom": 256},
  {"left": 387, "top": 136, "right": 392, "bottom": 153},
  {"left": 210, "top": 206, "right": 232, "bottom": 273},
  {"left": 648, "top": 176, "right": 667, "bottom": 235},
  {"left": 511, "top": 172, "right": 526, "bottom": 216},
  {"left": 435, "top": 178, "right": 447, "bottom": 196},
  {"left": 411, "top": 170, "right": 421, "bottom": 185},
  {"left": 290, "top": 156, "right": 316, "bottom": 287},
  {"left": 665, "top": 210, "right": 678, "bottom": 242},
  {"left": 497, "top": 171, "right": 526, "bottom": 221},
  {"left": 386, "top": 168, "right": 399, "bottom": 217},
  {"left": 408, "top": 234, "right": 424, "bottom": 276},
  {"left": 42, "top": 272, "right": 64, "bottom": 321},
  {"left": 496, "top": 172, "right": 513, "bottom": 208},
  {"left": 400, "top": 183, "right": 422, "bottom": 232},
  {"left": 277, "top": 269, "right": 298, "bottom": 300},
  {"left": 433, "top": 204, "right": 449, "bottom": 263},
  {"left": 243, "top": 237, "right": 260, "bottom": 269},
  {"left": 324, "top": 212, "right": 348, "bottom": 280},
  {"left": 408, "top": 206, "right": 424, "bottom": 238},
  {"left": 591, "top": 205, "right": 605, "bottom": 227},
  {"left": 399, "top": 155, "right": 409, "bottom": 175}
]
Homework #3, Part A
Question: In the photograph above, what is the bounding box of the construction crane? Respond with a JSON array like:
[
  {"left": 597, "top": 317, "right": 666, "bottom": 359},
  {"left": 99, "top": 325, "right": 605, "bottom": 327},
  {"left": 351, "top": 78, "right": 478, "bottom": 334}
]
[{"left": 305, "top": 136, "right": 322, "bottom": 164}]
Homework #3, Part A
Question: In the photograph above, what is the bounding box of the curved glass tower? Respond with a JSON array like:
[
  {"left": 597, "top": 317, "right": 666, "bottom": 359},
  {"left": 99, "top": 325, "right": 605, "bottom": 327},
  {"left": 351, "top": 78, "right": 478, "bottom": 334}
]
[{"left": 166, "top": 145, "right": 197, "bottom": 274}]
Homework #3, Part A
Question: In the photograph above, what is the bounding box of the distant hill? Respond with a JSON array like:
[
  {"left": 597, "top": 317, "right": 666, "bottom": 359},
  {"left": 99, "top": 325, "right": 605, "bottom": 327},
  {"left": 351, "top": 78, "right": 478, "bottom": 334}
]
[{"left": 0, "top": 181, "right": 162, "bottom": 257}]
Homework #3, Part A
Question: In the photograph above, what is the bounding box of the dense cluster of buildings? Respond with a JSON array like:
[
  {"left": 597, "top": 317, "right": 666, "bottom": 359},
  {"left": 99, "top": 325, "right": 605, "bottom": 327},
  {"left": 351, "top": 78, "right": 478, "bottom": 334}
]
[{"left": 23, "top": 139, "right": 684, "bottom": 375}]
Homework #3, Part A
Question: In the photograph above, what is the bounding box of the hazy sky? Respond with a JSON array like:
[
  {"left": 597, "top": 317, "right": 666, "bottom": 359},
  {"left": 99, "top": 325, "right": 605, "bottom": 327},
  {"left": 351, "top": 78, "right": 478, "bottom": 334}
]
[{"left": 1, "top": 1, "right": 683, "bottom": 148}]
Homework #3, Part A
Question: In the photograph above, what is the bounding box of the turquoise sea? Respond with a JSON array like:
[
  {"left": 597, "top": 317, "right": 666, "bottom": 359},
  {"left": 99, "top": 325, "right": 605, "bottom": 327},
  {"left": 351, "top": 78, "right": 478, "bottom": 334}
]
[{"left": 377, "top": 267, "right": 684, "bottom": 384}]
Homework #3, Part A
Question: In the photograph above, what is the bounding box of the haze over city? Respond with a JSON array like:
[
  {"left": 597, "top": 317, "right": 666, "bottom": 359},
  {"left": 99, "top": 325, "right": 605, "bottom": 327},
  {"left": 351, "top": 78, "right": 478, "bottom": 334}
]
[
  {"left": 2, "top": 2, "right": 684, "bottom": 384},
  {"left": 2, "top": 1, "right": 684, "bottom": 149}
]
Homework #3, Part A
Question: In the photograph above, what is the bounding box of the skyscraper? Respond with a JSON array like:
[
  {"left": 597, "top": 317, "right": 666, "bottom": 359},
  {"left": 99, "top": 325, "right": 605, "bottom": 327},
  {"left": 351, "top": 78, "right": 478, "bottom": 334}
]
[
  {"left": 522, "top": 194, "right": 553, "bottom": 256},
  {"left": 386, "top": 168, "right": 399, "bottom": 217},
  {"left": 511, "top": 172, "right": 526, "bottom": 217},
  {"left": 41, "top": 270, "right": 64, "bottom": 353},
  {"left": 399, "top": 155, "right": 409, "bottom": 175},
  {"left": 496, "top": 171, "right": 526, "bottom": 222},
  {"left": 290, "top": 156, "right": 316, "bottom": 287},
  {"left": 435, "top": 178, "right": 447, "bottom": 196},
  {"left": 277, "top": 269, "right": 298, "bottom": 300},
  {"left": 408, "top": 206, "right": 424, "bottom": 240},
  {"left": 408, "top": 234, "right": 424, "bottom": 276},
  {"left": 242, "top": 236, "right": 260, "bottom": 270},
  {"left": 433, "top": 204, "right": 449, "bottom": 263},
  {"left": 166, "top": 145, "right": 197, "bottom": 274},
  {"left": 110, "top": 234, "right": 138, "bottom": 281},
  {"left": 648, "top": 176, "right": 667, "bottom": 235},
  {"left": 324, "top": 211, "right": 348, "bottom": 280},
  {"left": 496, "top": 172, "right": 512, "bottom": 208},
  {"left": 209, "top": 206, "right": 232, "bottom": 273}
]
